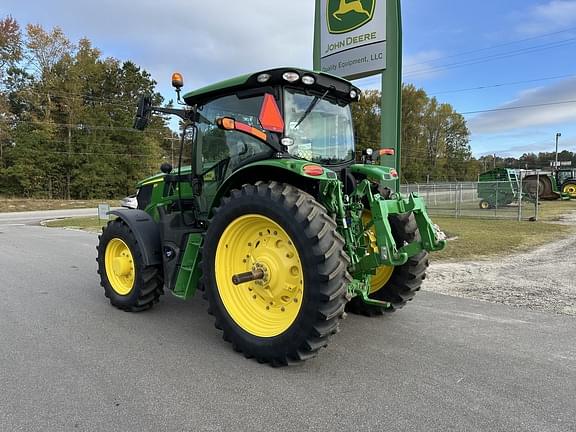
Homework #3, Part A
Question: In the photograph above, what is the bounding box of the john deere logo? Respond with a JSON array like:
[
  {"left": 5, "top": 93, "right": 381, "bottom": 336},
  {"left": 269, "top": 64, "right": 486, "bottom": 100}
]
[{"left": 327, "top": 0, "right": 375, "bottom": 34}]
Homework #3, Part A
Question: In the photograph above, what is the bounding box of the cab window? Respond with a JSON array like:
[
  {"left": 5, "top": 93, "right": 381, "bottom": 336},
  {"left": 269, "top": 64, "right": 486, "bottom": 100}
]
[{"left": 197, "top": 94, "right": 274, "bottom": 178}]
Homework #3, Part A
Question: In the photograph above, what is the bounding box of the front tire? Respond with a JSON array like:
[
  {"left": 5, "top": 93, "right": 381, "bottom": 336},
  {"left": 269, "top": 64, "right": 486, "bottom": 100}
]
[
  {"left": 97, "top": 219, "right": 164, "bottom": 312},
  {"left": 202, "top": 182, "right": 350, "bottom": 366},
  {"left": 346, "top": 213, "right": 429, "bottom": 317}
]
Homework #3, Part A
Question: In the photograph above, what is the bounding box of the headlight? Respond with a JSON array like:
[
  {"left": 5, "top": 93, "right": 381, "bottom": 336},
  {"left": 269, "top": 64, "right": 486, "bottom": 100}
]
[
  {"left": 282, "top": 72, "right": 300, "bottom": 83},
  {"left": 301, "top": 75, "right": 315, "bottom": 85},
  {"left": 257, "top": 73, "right": 271, "bottom": 83}
]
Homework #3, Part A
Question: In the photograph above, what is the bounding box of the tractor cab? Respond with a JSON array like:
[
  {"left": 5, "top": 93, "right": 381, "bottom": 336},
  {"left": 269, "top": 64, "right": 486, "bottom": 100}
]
[
  {"left": 556, "top": 168, "right": 576, "bottom": 198},
  {"left": 137, "top": 67, "right": 360, "bottom": 172},
  {"left": 182, "top": 68, "right": 359, "bottom": 168},
  {"left": 556, "top": 168, "right": 575, "bottom": 185},
  {"left": 133, "top": 68, "right": 374, "bottom": 220}
]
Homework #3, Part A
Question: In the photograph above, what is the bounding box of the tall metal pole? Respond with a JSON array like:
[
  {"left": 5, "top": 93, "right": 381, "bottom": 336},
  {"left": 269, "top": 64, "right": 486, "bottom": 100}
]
[
  {"left": 555, "top": 132, "right": 562, "bottom": 168},
  {"left": 380, "top": 0, "right": 402, "bottom": 192}
]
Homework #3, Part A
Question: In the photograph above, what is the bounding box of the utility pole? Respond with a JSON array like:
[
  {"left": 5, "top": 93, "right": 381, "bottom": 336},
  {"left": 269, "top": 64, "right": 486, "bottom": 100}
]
[
  {"left": 493, "top": 153, "right": 496, "bottom": 169},
  {"left": 555, "top": 132, "right": 562, "bottom": 169}
]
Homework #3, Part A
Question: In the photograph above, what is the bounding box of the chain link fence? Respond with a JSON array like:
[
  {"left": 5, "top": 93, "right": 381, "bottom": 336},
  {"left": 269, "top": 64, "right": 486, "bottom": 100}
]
[{"left": 400, "top": 177, "right": 540, "bottom": 221}]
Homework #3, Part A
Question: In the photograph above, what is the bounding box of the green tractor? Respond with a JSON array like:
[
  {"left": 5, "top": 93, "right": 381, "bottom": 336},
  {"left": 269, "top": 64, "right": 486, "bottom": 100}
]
[
  {"left": 523, "top": 168, "right": 576, "bottom": 200},
  {"left": 96, "top": 68, "right": 445, "bottom": 365},
  {"left": 556, "top": 168, "right": 576, "bottom": 199}
]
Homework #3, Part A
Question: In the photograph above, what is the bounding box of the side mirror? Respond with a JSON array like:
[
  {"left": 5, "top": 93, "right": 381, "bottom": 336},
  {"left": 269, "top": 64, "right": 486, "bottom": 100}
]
[{"left": 133, "top": 95, "right": 153, "bottom": 131}]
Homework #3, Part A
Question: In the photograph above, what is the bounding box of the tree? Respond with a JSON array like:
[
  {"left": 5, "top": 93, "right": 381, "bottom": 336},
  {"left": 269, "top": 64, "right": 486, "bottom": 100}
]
[
  {"left": 0, "top": 16, "right": 21, "bottom": 76},
  {"left": 351, "top": 85, "right": 475, "bottom": 182},
  {"left": 0, "top": 17, "right": 172, "bottom": 199}
]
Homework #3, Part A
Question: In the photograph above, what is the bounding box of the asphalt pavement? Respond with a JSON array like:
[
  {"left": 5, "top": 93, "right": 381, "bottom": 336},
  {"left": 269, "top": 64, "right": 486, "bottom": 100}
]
[{"left": 0, "top": 211, "right": 575, "bottom": 432}]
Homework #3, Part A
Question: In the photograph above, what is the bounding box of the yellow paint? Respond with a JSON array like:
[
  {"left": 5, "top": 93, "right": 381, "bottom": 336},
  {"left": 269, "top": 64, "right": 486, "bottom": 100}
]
[
  {"left": 215, "top": 214, "right": 304, "bottom": 338},
  {"left": 105, "top": 238, "right": 135, "bottom": 296},
  {"left": 563, "top": 183, "right": 576, "bottom": 198}
]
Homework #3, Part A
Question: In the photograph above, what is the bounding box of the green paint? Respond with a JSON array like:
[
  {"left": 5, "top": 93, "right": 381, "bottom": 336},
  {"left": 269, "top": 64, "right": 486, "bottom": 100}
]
[
  {"left": 231, "top": 159, "right": 336, "bottom": 181},
  {"left": 183, "top": 74, "right": 251, "bottom": 104},
  {"left": 208, "top": 159, "right": 339, "bottom": 213},
  {"left": 348, "top": 163, "right": 397, "bottom": 190},
  {"left": 315, "top": 175, "right": 445, "bottom": 304},
  {"left": 380, "top": 0, "right": 402, "bottom": 191},
  {"left": 172, "top": 233, "right": 203, "bottom": 300},
  {"left": 478, "top": 168, "right": 522, "bottom": 208},
  {"left": 326, "top": 0, "right": 375, "bottom": 34}
]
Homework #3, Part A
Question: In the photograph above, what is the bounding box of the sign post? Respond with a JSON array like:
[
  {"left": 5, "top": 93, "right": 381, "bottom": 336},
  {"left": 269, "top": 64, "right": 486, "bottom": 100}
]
[
  {"left": 314, "top": 0, "right": 402, "bottom": 191},
  {"left": 98, "top": 203, "right": 110, "bottom": 223}
]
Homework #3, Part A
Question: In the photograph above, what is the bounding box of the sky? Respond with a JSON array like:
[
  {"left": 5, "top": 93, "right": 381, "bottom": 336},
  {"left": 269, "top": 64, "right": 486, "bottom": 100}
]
[{"left": 2, "top": 0, "right": 576, "bottom": 158}]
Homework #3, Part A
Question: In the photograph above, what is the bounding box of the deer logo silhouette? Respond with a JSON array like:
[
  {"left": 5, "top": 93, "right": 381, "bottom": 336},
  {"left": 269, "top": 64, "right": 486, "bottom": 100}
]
[
  {"left": 333, "top": 0, "right": 371, "bottom": 21},
  {"left": 326, "top": 0, "right": 375, "bottom": 34}
]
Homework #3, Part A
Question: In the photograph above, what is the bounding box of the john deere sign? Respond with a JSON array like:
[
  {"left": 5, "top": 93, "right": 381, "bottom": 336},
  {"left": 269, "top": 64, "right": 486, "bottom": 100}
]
[{"left": 315, "top": 0, "right": 386, "bottom": 80}]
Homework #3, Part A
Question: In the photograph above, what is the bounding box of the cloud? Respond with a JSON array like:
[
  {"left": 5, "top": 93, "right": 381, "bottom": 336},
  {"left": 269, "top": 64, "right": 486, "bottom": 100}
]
[
  {"left": 516, "top": 0, "right": 576, "bottom": 35},
  {"left": 468, "top": 77, "right": 576, "bottom": 134},
  {"left": 3, "top": 0, "right": 314, "bottom": 91}
]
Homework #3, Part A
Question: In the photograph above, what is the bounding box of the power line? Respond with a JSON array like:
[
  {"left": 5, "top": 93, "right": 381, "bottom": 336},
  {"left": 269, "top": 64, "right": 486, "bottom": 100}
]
[
  {"left": 11, "top": 149, "right": 163, "bottom": 158},
  {"left": 404, "top": 37, "right": 576, "bottom": 77},
  {"left": 460, "top": 99, "right": 576, "bottom": 115},
  {"left": 428, "top": 73, "right": 576, "bottom": 96},
  {"left": 8, "top": 118, "right": 172, "bottom": 134},
  {"left": 403, "top": 25, "right": 576, "bottom": 71}
]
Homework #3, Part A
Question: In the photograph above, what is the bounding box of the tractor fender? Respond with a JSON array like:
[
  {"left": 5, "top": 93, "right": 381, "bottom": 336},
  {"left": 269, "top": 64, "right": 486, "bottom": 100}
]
[
  {"left": 108, "top": 209, "right": 162, "bottom": 266},
  {"left": 209, "top": 161, "right": 339, "bottom": 212}
]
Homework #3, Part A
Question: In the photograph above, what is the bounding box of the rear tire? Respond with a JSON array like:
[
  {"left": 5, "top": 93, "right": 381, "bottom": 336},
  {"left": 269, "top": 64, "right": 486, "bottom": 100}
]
[
  {"left": 346, "top": 213, "right": 429, "bottom": 317},
  {"left": 524, "top": 175, "right": 555, "bottom": 199},
  {"left": 202, "top": 182, "right": 350, "bottom": 366},
  {"left": 97, "top": 219, "right": 164, "bottom": 312}
]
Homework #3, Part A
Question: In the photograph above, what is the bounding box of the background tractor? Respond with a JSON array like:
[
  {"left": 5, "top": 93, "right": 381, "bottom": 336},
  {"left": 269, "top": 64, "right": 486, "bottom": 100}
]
[
  {"left": 523, "top": 168, "right": 576, "bottom": 200},
  {"left": 96, "top": 68, "right": 445, "bottom": 365}
]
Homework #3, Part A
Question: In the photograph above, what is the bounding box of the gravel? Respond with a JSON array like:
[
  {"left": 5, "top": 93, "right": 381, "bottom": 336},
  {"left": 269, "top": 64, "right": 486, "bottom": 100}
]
[{"left": 424, "top": 214, "right": 576, "bottom": 316}]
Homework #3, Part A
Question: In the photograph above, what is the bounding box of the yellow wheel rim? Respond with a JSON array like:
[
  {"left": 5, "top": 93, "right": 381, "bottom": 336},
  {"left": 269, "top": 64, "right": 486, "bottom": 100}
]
[
  {"left": 215, "top": 214, "right": 304, "bottom": 338},
  {"left": 563, "top": 183, "right": 576, "bottom": 197},
  {"left": 480, "top": 201, "right": 490, "bottom": 209},
  {"left": 362, "top": 211, "right": 394, "bottom": 294},
  {"left": 104, "top": 238, "right": 135, "bottom": 296}
]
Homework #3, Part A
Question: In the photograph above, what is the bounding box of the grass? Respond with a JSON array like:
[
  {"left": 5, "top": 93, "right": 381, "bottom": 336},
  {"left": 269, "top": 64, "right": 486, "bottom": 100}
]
[
  {"left": 44, "top": 216, "right": 107, "bottom": 233},
  {"left": 536, "top": 199, "right": 576, "bottom": 221},
  {"left": 434, "top": 215, "right": 575, "bottom": 262},
  {"left": 0, "top": 197, "right": 118, "bottom": 213}
]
